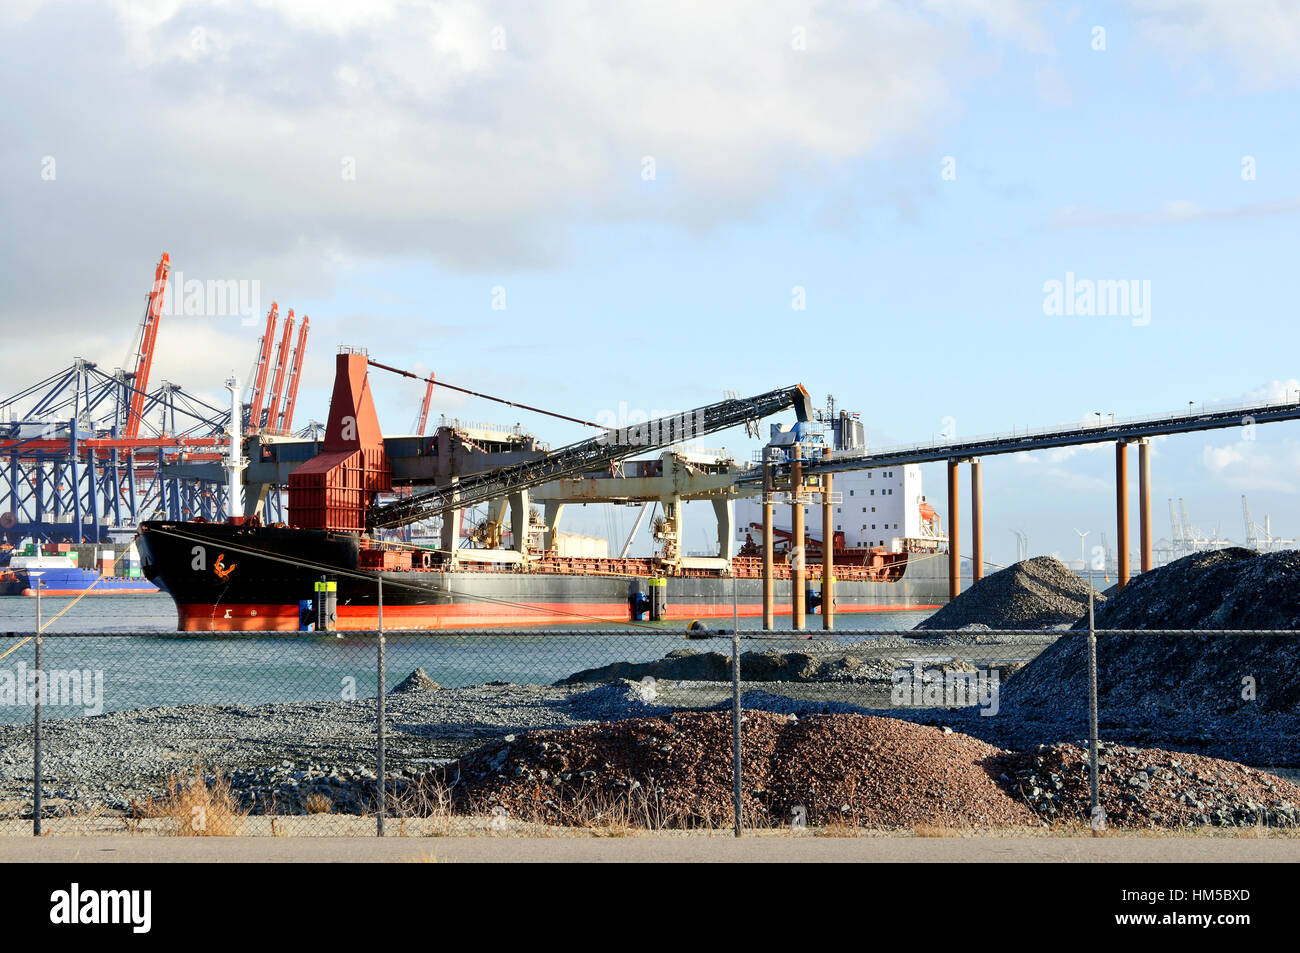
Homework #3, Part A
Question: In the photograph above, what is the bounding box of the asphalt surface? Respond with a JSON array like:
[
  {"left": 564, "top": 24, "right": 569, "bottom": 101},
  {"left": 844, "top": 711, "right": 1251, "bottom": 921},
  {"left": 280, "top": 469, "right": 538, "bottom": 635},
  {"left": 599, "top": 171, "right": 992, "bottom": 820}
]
[{"left": 3, "top": 835, "right": 1298, "bottom": 863}]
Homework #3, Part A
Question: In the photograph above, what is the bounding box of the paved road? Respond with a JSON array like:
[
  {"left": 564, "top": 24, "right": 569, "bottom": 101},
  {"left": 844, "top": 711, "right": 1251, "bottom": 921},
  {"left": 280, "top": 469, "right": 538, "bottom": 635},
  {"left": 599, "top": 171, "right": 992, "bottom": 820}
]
[{"left": 3, "top": 835, "right": 1298, "bottom": 863}]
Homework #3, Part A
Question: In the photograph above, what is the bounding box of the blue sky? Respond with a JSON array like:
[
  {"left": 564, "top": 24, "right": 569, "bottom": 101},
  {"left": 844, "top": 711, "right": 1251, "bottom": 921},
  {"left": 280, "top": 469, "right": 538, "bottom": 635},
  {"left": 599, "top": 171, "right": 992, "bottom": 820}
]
[{"left": 3, "top": 1, "right": 1298, "bottom": 562}]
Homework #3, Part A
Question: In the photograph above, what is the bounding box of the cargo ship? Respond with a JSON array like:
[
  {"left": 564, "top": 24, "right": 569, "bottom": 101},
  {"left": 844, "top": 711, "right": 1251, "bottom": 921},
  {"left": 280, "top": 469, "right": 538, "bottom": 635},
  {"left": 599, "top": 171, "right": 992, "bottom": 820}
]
[
  {"left": 137, "top": 352, "right": 951, "bottom": 631},
  {"left": 0, "top": 546, "right": 159, "bottom": 596}
]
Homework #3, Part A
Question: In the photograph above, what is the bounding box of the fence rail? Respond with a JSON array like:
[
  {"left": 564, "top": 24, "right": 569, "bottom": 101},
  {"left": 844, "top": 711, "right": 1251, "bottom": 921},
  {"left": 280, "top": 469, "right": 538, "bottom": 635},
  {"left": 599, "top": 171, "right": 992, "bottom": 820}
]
[{"left": 2, "top": 615, "right": 1296, "bottom": 838}]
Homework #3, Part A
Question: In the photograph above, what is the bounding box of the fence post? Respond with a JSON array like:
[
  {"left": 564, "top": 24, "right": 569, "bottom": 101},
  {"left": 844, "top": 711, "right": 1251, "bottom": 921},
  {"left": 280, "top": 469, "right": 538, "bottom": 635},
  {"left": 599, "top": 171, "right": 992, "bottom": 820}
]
[
  {"left": 377, "top": 576, "right": 386, "bottom": 837},
  {"left": 731, "top": 572, "right": 742, "bottom": 837},
  {"left": 1087, "top": 581, "right": 1101, "bottom": 829},
  {"left": 33, "top": 582, "right": 42, "bottom": 837}
]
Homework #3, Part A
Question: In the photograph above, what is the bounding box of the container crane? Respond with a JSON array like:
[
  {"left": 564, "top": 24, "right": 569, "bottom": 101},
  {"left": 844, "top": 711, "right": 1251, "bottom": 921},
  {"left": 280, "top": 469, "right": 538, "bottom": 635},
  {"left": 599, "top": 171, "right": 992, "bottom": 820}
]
[
  {"left": 1242, "top": 494, "right": 1294, "bottom": 552},
  {"left": 245, "top": 303, "right": 279, "bottom": 431},
  {"left": 262, "top": 309, "right": 295, "bottom": 433},
  {"left": 275, "top": 315, "right": 309, "bottom": 435},
  {"left": 124, "top": 252, "right": 171, "bottom": 438}
]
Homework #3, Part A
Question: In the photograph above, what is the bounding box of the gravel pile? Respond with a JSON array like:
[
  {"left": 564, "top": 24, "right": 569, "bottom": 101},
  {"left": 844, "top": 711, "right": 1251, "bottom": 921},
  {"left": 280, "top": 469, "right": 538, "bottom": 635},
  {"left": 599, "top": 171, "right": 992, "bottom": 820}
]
[
  {"left": 559, "top": 648, "right": 898, "bottom": 685},
  {"left": 427, "top": 711, "right": 1038, "bottom": 829},
  {"left": 392, "top": 668, "right": 442, "bottom": 693},
  {"left": 991, "top": 549, "right": 1300, "bottom": 764},
  {"left": 1072, "top": 548, "right": 1300, "bottom": 630},
  {"left": 915, "top": 557, "right": 1104, "bottom": 632},
  {"left": 0, "top": 678, "right": 661, "bottom": 819},
  {"left": 1006, "top": 741, "right": 1300, "bottom": 828}
]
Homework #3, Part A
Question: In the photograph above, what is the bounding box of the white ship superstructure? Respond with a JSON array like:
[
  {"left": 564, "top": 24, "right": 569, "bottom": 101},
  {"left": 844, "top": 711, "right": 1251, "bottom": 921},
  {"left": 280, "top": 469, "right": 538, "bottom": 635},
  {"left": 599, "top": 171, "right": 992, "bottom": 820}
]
[{"left": 736, "top": 406, "right": 944, "bottom": 555}]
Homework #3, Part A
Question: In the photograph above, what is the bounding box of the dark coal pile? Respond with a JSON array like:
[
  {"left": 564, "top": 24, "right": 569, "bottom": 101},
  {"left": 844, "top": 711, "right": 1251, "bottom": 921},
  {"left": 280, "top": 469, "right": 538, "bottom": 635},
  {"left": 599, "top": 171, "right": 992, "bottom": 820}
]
[
  {"left": 1072, "top": 548, "right": 1300, "bottom": 630},
  {"left": 559, "top": 648, "right": 894, "bottom": 685},
  {"left": 424, "top": 711, "right": 1037, "bottom": 829},
  {"left": 915, "top": 556, "right": 1104, "bottom": 632},
  {"left": 1006, "top": 741, "right": 1300, "bottom": 829},
  {"left": 995, "top": 549, "right": 1300, "bottom": 764}
]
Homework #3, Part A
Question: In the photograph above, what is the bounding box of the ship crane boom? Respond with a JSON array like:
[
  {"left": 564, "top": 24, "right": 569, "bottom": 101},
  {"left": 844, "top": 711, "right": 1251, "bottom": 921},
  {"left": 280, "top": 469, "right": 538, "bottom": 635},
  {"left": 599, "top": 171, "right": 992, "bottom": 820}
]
[{"left": 367, "top": 383, "right": 813, "bottom": 530}]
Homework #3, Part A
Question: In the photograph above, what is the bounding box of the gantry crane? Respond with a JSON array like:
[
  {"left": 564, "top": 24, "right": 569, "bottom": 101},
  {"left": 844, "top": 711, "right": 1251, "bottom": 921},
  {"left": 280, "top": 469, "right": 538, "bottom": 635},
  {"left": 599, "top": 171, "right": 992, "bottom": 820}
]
[
  {"left": 262, "top": 309, "right": 295, "bottom": 433},
  {"left": 246, "top": 303, "right": 279, "bottom": 431},
  {"left": 275, "top": 316, "right": 309, "bottom": 435}
]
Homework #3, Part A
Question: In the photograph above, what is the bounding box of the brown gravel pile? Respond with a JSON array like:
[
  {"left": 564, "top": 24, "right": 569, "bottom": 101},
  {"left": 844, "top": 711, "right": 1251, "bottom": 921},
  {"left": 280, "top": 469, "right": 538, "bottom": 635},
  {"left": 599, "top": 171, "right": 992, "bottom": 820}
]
[
  {"left": 1006, "top": 741, "right": 1300, "bottom": 829},
  {"left": 425, "top": 711, "right": 1038, "bottom": 829}
]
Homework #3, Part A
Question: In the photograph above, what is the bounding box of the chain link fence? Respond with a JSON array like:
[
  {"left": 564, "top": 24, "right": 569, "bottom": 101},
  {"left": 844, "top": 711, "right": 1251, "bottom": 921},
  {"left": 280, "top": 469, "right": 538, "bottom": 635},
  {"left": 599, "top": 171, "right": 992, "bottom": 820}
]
[{"left": 2, "top": 610, "right": 1297, "bottom": 837}]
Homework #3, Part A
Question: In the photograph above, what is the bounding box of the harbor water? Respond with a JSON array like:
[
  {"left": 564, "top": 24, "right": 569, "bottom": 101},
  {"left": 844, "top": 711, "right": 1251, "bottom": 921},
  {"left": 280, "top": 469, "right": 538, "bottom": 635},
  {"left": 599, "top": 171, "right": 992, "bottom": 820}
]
[{"left": 0, "top": 593, "right": 934, "bottom": 723}]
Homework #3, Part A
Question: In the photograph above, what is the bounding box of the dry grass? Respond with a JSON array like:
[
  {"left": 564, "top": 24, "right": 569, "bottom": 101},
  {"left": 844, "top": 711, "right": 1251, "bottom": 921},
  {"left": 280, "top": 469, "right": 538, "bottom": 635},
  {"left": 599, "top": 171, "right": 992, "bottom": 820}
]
[
  {"left": 912, "top": 822, "right": 961, "bottom": 838},
  {"left": 131, "top": 767, "right": 249, "bottom": 837},
  {"left": 388, "top": 779, "right": 456, "bottom": 837},
  {"left": 303, "top": 793, "right": 333, "bottom": 815}
]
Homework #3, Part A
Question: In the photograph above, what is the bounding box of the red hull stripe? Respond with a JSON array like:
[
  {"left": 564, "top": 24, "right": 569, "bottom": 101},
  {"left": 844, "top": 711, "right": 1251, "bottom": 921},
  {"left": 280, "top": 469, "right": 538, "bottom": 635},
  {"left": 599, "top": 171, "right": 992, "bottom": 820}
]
[
  {"left": 23, "top": 587, "right": 160, "bottom": 596},
  {"left": 174, "top": 601, "right": 942, "bottom": 632}
]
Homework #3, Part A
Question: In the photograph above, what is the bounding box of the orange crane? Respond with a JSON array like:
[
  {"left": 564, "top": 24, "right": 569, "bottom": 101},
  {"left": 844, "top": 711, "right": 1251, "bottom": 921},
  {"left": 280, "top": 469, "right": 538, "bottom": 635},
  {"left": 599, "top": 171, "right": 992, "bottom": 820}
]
[
  {"left": 124, "top": 252, "right": 171, "bottom": 438},
  {"left": 415, "top": 376, "right": 435, "bottom": 434},
  {"left": 275, "top": 315, "right": 309, "bottom": 435},
  {"left": 246, "top": 303, "right": 279, "bottom": 431},
  {"left": 262, "top": 309, "right": 295, "bottom": 435}
]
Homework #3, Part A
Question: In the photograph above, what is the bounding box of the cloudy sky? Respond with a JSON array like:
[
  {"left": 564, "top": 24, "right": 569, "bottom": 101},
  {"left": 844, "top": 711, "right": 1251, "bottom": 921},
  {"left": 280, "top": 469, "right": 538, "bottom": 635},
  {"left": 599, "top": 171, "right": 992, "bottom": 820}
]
[{"left": 3, "top": 0, "right": 1299, "bottom": 562}]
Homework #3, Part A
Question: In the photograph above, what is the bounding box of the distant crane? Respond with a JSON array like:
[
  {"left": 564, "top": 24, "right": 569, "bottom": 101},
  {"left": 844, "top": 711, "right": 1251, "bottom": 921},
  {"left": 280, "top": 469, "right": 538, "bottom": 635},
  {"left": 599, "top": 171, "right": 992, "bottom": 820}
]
[
  {"left": 262, "top": 309, "right": 295, "bottom": 434},
  {"left": 123, "top": 253, "right": 171, "bottom": 438},
  {"left": 275, "top": 316, "right": 309, "bottom": 435},
  {"left": 412, "top": 375, "right": 435, "bottom": 435},
  {"left": 1167, "top": 498, "right": 1184, "bottom": 557},
  {"left": 245, "top": 303, "right": 278, "bottom": 431},
  {"left": 1242, "top": 494, "right": 1294, "bottom": 552}
]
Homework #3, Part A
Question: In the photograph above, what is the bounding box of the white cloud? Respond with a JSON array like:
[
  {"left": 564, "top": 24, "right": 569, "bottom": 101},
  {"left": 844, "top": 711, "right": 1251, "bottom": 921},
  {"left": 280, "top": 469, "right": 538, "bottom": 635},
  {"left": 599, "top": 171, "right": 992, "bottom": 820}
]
[
  {"left": 1048, "top": 196, "right": 1300, "bottom": 230},
  {"left": 1126, "top": 0, "right": 1300, "bottom": 90},
  {"left": 1202, "top": 439, "right": 1300, "bottom": 494},
  {"left": 0, "top": 0, "right": 1055, "bottom": 404}
]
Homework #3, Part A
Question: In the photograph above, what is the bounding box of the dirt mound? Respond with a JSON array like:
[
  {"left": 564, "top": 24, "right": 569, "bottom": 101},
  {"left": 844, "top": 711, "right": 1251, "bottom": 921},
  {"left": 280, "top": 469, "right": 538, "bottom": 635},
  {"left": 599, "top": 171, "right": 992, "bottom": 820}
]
[
  {"left": 1007, "top": 742, "right": 1300, "bottom": 828},
  {"left": 425, "top": 711, "right": 1036, "bottom": 829},
  {"left": 1071, "top": 548, "right": 1300, "bottom": 630},
  {"left": 915, "top": 556, "right": 1103, "bottom": 631}
]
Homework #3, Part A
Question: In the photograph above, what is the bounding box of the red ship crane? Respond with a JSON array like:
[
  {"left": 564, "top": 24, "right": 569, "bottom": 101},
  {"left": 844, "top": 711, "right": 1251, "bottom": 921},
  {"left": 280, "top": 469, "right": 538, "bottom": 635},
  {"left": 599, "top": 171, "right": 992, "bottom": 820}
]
[
  {"left": 124, "top": 252, "right": 171, "bottom": 438},
  {"left": 275, "top": 315, "right": 309, "bottom": 435},
  {"left": 246, "top": 303, "right": 279, "bottom": 431},
  {"left": 262, "top": 308, "right": 295, "bottom": 435},
  {"left": 415, "top": 376, "right": 435, "bottom": 434}
]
